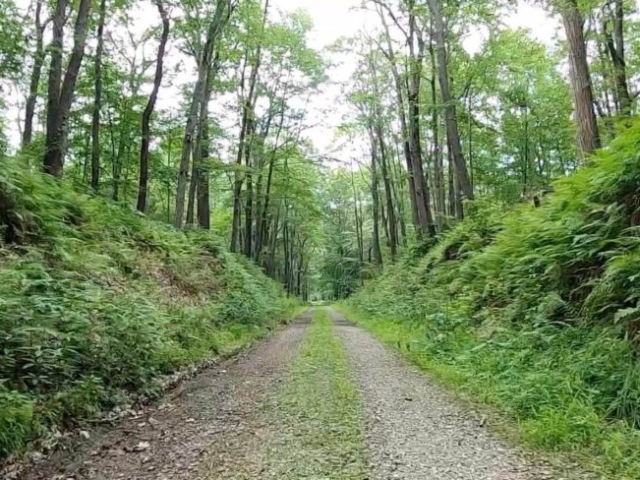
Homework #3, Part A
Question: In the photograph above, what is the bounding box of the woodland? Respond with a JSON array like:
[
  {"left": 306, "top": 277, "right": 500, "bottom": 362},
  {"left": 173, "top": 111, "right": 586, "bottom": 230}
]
[{"left": 1, "top": 0, "right": 640, "bottom": 476}]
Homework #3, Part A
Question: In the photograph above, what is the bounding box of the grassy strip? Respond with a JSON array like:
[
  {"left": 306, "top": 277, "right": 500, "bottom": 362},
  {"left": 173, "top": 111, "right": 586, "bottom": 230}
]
[
  {"left": 259, "top": 308, "right": 368, "bottom": 479},
  {"left": 337, "top": 304, "right": 640, "bottom": 480}
]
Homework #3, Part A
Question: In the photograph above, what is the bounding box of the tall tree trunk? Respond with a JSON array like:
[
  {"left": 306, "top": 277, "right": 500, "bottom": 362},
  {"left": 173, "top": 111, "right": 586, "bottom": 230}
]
[
  {"left": 428, "top": 29, "right": 446, "bottom": 230},
  {"left": 175, "top": 0, "right": 233, "bottom": 227},
  {"left": 255, "top": 101, "right": 286, "bottom": 261},
  {"left": 426, "top": 1, "right": 473, "bottom": 200},
  {"left": 243, "top": 117, "right": 256, "bottom": 257},
  {"left": 137, "top": 0, "right": 170, "bottom": 212},
  {"left": 390, "top": 150, "right": 407, "bottom": 246},
  {"left": 366, "top": 141, "right": 383, "bottom": 264},
  {"left": 186, "top": 136, "right": 200, "bottom": 225},
  {"left": 90, "top": 0, "right": 107, "bottom": 191},
  {"left": 231, "top": 56, "right": 252, "bottom": 252},
  {"left": 376, "top": 126, "right": 397, "bottom": 259},
  {"left": 196, "top": 59, "right": 217, "bottom": 229},
  {"left": 407, "top": 13, "right": 435, "bottom": 236},
  {"left": 367, "top": 51, "right": 397, "bottom": 258},
  {"left": 231, "top": 0, "right": 269, "bottom": 253},
  {"left": 43, "top": 0, "right": 66, "bottom": 175},
  {"left": 561, "top": 0, "right": 601, "bottom": 158},
  {"left": 43, "top": 0, "right": 92, "bottom": 177},
  {"left": 603, "top": 0, "right": 631, "bottom": 115},
  {"left": 23, "top": 0, "right": 46, "bottom": 147},
  {"left": 377, "top": 7, "right": 420, "bottom": 231},
  {"left": 448, "top": 147, "right": 456, "bottom": 218}
]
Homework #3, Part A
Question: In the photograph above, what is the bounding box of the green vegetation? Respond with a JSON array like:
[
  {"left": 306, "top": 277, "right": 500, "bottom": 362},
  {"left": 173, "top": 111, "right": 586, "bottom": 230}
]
[
  {"left": 259, "top": 309, "right": 368, "bottom": 478},
  {"left": 3, "top": 0, "right": 640, "bottom": 472},
  {"left": 0, "top": 159, "right": 297, "bottom": 458},
  {"left": 344, "top": 120, "right": 640, "bottom": 479}
]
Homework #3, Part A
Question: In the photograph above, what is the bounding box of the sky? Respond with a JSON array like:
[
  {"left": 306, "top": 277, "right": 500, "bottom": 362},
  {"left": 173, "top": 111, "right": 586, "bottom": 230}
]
[{"left": 6, "top": 0, "right": 560, "bottom": 157}]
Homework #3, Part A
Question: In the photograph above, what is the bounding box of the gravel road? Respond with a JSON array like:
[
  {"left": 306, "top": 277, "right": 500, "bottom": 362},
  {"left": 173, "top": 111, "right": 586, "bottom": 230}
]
[
  {"left": 330, "top": 309, "right": 556, "bottom": 480},
  {"left": 18, "top": 313, "right": 310, "bottom": 480},
  {"left": 16, "top": 308, "right": 570, "bottom": 480}
]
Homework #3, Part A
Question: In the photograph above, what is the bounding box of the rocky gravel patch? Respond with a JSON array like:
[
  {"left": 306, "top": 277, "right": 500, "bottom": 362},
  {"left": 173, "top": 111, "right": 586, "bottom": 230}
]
[{"left": 331, "top": 309, "right": 561, "bottom": 480}]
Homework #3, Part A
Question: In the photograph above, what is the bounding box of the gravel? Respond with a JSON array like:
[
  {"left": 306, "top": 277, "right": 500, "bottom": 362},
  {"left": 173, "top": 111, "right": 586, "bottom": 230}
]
[
  {"left": 17, "top": 307, "right": 576, "bottom": 480},
  {"left": 18, "top": 313, "right": 310, "bottom": 480},
  {"left": 331, "top": 309, "right": 556, "bottom": 480}
]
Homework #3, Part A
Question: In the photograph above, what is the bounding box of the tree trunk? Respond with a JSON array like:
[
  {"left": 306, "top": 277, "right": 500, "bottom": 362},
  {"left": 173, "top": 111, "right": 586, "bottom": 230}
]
[
  {"left": 175, "top": 0, "right": 233, "bottom": 227},
  {"left": 365, "top": 143, "right": 383, "bottom": 265},
  {"left": 231, "top": 57, "right": 252, "bottom": 252},
  {"left": 43, "top": 0, "right": 92, "bottom": 177},
  {"left": 376, "top": 126, "right": 397, "bottom": 259},
  {"left": 426, "top": 1, "right": 473, "bottom": 201},
  {"left": 377, "top": 7, "right": 420, "bottom": 231},
  {"left": 197, "top": 58, "right": 217, "bottom": 229},
  {"left": 43, "top": 0, "right": 67, "bottom": 176},
  {"left": 448, "top": 147, "right": 456, "bottom": 218},
  {"left": 231, "top": 0, "right": 269, "bottom": 252},
  {"left": 137, "top": 0, "right": 170, "bottom": 212},
  {"left": 428, "top": 28, "right": 446, "bottom": 230},
  {"left": 604, "top": 0, "right": 631, "bottom": 116},
  {"left": 561, "top": 0, "right": 601, "bottom": 158},
  {"left": 90, "top": 0, "right": 107, "bottom": 191},
  {"left": 243, "top": 116, "right": 256, "bottom": 257},
  {"left": 407, "top": 13, "right": 435, "bottom": 237},
  {"left": 186, "top": 139, "right": 199, "bottom": 225},
  {"left": 23, "top": 0, "right": 45, "bottom": 147}
]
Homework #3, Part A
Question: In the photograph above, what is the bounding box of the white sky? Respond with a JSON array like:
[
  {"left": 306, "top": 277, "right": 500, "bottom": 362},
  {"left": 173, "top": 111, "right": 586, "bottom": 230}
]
[{"left": 7, "top": 0, "right": 560, "bottom": 156}]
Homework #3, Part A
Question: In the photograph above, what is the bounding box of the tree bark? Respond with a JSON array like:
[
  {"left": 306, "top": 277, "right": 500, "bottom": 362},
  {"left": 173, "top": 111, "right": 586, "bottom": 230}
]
[
  {"left": 90, "top": 0, "right": 107, "bottom": 191},
  {"left": 43, "top": 0, "right": 92, "bottom": 177},
  {"left": 23, "top": 0, "right": 46, "bottom": 147},
  {"left": 196, "top": 59, "right": 217, "bottom": 229},
  {"left": 428, "top": 27, "right": 446, "bottom": 230},
  {"left": 137, "top": 0, "right": 170, "bottom": 212},
  {"left": 426, "top": 0, "right": 473, "bottom": 200},
  {"left": 43, "top": 0, "right": 66, "bottom": 175},
  {"left": 561, "top": 0, "right": 601, "bottom": 158},
  {"left": 407, "top": 12, "right": 435, "bottom": 236},
  {"left": 376, "top": 126, "right": 397, "bottom": 259},
  {"left": 377, "top": 6, "right": 420, "bottom": 231},
  {"left": 368, "top": 130, "right": 384, "bottom": 266},
  {"left": 231, "top": 0, "right": 269, "bottom": 253},
  {"left": 603, "top": 0, "right": 631, "bottom": 116}
]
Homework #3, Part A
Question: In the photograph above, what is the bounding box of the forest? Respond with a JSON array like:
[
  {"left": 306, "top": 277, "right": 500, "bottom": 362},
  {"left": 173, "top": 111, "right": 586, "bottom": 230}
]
[{"left": 2, "top": 0, "right": 640, "bottom": 477}]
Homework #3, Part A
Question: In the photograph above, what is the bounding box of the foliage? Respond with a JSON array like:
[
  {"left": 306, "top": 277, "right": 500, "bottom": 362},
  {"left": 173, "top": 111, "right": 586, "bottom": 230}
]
[
  {"left": 345, "top": 119, "right": 640, "bottom": 478},
  {"left": 0, "top": 159, "right": 297, "bottom": 459}
]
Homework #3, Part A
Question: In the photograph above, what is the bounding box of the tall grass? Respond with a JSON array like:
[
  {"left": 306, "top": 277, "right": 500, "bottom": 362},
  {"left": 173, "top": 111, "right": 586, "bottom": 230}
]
[{"left": 0, "top": 158, "right": 297, "bottom": 459}]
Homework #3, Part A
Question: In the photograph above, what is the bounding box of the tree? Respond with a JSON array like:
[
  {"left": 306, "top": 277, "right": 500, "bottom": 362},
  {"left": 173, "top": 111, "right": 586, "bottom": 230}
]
[
  {"left": 137, "top": 0, "right": 170, "bottom": 212},
  {"left": 43, "top": 0, "right": 93, "bottom": 177},
  {"left": 91, "top": 0, "right": 108, "bottom": 191},
  {"left": 22, "top": 0, "right": 46, "bottom": 147},
  {"left": 559, "top": 0, "right": 601, "bottom": 158},
  {"left": 174, "top": 0, "right": 236, "bottom": 228}
]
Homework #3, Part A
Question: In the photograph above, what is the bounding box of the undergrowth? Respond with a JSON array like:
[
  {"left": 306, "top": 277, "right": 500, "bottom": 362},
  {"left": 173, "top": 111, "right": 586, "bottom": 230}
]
[
  {"left": 346, "top": 120, "right": 640, "bottom": 479},
  {"left": 0, "top": 159, "right": 298, "bottom": 460}
]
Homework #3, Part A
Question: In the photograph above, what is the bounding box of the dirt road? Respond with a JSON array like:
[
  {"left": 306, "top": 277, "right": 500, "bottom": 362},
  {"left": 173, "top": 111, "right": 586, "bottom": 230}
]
[{"left": 18, "top": 308, "right": 561, "bottom": 479}]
